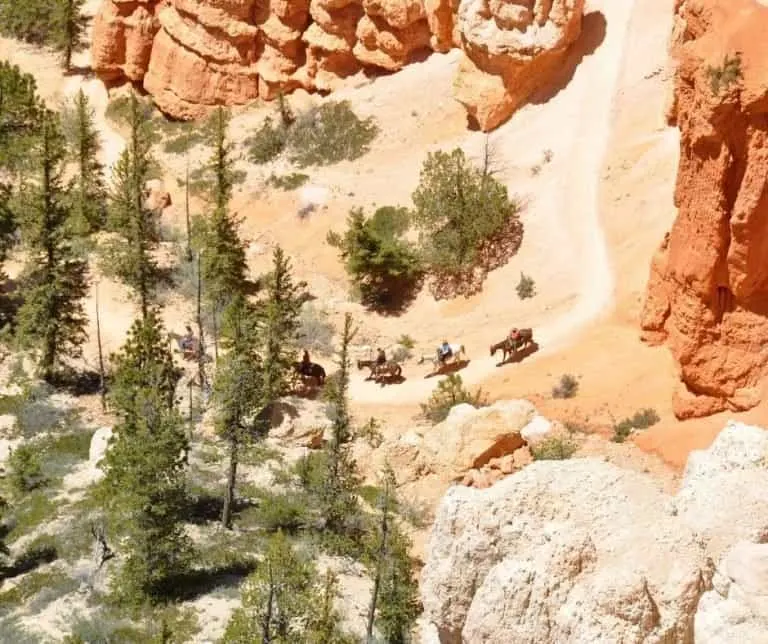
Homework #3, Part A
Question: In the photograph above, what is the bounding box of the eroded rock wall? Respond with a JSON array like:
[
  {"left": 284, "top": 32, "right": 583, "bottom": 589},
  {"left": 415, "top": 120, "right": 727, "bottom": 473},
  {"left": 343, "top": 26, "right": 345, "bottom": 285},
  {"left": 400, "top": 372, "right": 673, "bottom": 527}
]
[
  {"left": 640, "top": 0, "right": 768, "bottom": 419},
  {"left": 92, "top": 0, "right": 584, "bottom": 126}
]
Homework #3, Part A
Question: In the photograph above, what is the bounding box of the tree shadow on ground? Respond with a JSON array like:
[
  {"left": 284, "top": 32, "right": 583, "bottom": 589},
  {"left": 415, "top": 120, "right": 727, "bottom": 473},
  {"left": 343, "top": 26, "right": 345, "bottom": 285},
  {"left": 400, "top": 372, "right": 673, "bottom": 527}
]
[
  {"left": 160, "top": 560, "right": 258, "bottom": 602},
  {"left": 427, "top": 215, "right": 524, "bottom": 300},
  {"left": 186, "top": 494, "right": 256, "bottom": 525},
  {"left": 0, "top": 542, "right": 58, "bottom": 581}
]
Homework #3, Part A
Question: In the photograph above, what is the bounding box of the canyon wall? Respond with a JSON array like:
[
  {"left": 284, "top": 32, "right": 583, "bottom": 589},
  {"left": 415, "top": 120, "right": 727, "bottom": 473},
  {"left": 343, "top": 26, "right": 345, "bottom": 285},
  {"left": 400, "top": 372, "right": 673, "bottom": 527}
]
[
  {"left": 641, "top": 0, "right": 768, "bottom": 418},
  {"left": 92, "top": 0, "right": 584, "bottom": 127}
]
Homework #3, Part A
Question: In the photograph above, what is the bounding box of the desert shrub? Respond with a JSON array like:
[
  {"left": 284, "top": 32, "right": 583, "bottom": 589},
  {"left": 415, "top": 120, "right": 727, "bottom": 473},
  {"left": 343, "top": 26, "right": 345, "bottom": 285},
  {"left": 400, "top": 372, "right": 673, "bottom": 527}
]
[
  {"left": 288, "top": 101, "right": 378, "bottom": 167},
  {"left": 543, "top": 149, "right": 554, "bottom": 163},
  {"left": 327, "top": 206, "right": 422, "bottom": 310},
  {"left": 355, "top": 417, "right": 383, "bottom": 448},
  {"left": 296, "top": 303, "right": 335, "bottom": 354},
  {"left": 267, "top": 172, "right": 309, "bottom": 190},
  {"left": 397, "top": 334, "right": 415, "bottom": 350},
  {"left": 250, "top": 490, "right": 309, "bottom": 533},
  {"left": 516, "top": 272, "right": 536, "bottom": 299},
  {"left": 104, "top": 94, "right": 154, "bottom": 128},
  {"left": 707, "top": 52, "right": 743, "bottom": 96},
  {"left": 246, "top": 116, "right": 287, "bottom": 164},
  {"left": 531, "top": 435, "right": 578, "bottom": 461},
  {"left": 421, "top": 374, "right": 488, "bottom": 424},
  {"left": 0, "top": 569, "right": 75, "bottom": 612},
  {"left": 612, "top": 408, "right": 660, "bottom": 443},
  {"left": 0, "top": 0, "right": 57, "bottom": 45},
  {"left": 8, "top": 442, "right": 44, "bottom": 492},
  {"left": 162, "top": 128, "right": 206, "bottom": 155},
  {"left": 412, "top": 148, "right": 520, "bottom": 276},
  {"left": 552, "top": 374, "right": 579, "bottom": 399}
]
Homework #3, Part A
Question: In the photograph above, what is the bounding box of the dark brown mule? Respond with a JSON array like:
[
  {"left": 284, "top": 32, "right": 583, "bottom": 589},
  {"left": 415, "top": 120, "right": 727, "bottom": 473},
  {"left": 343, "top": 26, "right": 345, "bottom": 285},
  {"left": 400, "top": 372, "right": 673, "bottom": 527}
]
[{"left": 490, "top": 328, "right": 534, "bottom": 362}]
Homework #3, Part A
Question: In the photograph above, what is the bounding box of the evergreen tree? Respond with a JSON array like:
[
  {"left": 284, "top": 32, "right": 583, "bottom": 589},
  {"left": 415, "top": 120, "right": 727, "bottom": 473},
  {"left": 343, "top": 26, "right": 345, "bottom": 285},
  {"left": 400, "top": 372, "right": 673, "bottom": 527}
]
[
  {"left": 16, "top": 110, "right": 88, "bottom": 382},
  {"left": 258, "top": 246, "right": 306, "bottom": 405},
  {"left": 222, "top": 533, "right": 351, "bottom": 643},
  {"left": 52, "top": 0, "right": 87, "bottom": 72},
  {"left": 101, "top": 311, "right": 191, "bottom": 603},
  {"left": 63, "top": 89, "right": 106, "bottom": 235},
  {"left": 365, "top": 466, "right": 420, "bottom": 643},
  {"left": 105, "top": 92, "right": 161, "bottom": 319},
  {"left": 320, "top": 313, "right": 363, "bottom": 549},
  {"left": 0, "top": 61, "right": 43, "bottom": 173},
  {"left": 215, "top": 294, "right": 262, "bottom": 529},
  {"left": 193, "top": 107, "right": 247, "bottom": 353}
]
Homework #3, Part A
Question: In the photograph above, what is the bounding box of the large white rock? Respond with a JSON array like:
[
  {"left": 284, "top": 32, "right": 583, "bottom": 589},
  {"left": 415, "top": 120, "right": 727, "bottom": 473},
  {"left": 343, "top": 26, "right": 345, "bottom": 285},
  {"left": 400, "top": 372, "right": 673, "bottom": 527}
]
[
  {"left": 88, "top": 427, "right": 113, "bottom": 470},
  {"left": 519, "top": 413, "right": 553, "bottom": 446},
  {"left": 421, "top": 421, "right": 768, "bottom": 643}
]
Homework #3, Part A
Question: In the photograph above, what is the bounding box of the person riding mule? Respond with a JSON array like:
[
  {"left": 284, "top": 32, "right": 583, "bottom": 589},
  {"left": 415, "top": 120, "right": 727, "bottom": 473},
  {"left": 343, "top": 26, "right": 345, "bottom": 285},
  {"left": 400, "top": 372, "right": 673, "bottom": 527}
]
[
  {"left": 508, "top": 327, "right": 522, "bottom": 352},
  {"left": 301, "top": 349, "right": 311, "bottom": 376},
  {"left": 438, "top": 340, "right": 453, "bottom": 364}
]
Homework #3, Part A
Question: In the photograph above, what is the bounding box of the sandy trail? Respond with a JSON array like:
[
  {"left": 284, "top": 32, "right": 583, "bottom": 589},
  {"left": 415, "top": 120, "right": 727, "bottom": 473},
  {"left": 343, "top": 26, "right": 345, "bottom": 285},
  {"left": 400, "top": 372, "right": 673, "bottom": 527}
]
[{"left": 347, "top": 0, "right": 635, "bottom": 405}]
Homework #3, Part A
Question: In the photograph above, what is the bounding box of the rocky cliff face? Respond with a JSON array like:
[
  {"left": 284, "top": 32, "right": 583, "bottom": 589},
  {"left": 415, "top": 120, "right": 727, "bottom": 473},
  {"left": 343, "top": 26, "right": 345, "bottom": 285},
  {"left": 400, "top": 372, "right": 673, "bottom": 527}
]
[
  {"left": 641, "top": 0, "right": 768, "bottom": 419},
  {"left": 421, "top": 421, "right": 768, "bottom": 642},
  {"left": 92, "top": 0, "right": 584, "bottom": 126}
]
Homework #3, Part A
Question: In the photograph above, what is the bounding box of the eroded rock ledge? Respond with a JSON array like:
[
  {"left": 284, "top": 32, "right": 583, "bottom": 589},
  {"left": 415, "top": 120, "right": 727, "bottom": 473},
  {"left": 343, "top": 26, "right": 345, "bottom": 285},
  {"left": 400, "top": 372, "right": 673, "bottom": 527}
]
[
  {"left": 92, "top": 0, "right": 585, "bottom": 128},
  {"left": 641, "top": 0, "right": 768, "bottom": 418}
]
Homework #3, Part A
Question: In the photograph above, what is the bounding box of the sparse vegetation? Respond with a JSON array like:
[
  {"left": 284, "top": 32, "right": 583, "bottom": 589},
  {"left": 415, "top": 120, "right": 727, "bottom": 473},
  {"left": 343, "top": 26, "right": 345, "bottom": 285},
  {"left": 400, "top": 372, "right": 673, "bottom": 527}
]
[
  {"left": 7, "top": 442, "right": 44, "bottom": 492},
  {"left": 612, "top": 408, "right": 660, "bottom": 443},
  {"left": 552, "top": 374, "right": 579, "bottom": 399},
  {"left": 516, "top": 272, "right": 536, "bottom": 299},
  {"left": 268, "top": 172, "right": 310, "bottom": 190},
  {"left": 297, "top": 304, "right": 335, "bottom": 354},
  {"left": 246, "top": 116, "right": 288, "bottom": 164},
  {"left": 531, "top": 435, "right": 578, "bottom": 460},
  {"left": 421, "top": 374, "right": 489, "bottom": 424},
  {"left": 706, "top": 52, "right": 743, "bottom": 96}
]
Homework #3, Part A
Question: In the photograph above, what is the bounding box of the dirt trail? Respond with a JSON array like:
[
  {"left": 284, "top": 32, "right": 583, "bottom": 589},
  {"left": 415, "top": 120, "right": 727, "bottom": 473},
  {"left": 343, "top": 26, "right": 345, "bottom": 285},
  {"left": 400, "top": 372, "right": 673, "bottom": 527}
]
[{"left": 347, "top": 0, "right": 635, "bottom": 405}]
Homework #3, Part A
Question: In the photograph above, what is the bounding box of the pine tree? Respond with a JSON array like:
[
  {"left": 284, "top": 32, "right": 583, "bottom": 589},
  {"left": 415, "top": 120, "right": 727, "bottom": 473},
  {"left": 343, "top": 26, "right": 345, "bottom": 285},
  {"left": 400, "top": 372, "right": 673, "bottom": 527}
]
[
  {"left": 215, "top": 294, "right": 262, "bottom": 529},
  {"left": 258, "top": 246, "right": 306, "bottom": 405},
  {"left": 222, "top": 533, "right": 351, "bottom": 643},
  {"left": 365, "top": 466, "right": 420, "bottom": 643},
  {"left": 193, "top": 107, "right": 247, "bottom": 354},
  {"left": 101, "top": 311, "right": 191, "bottom": 604},
  {"left": 320, "top": 313, "right": 363, "bottom": 549},
  {"left": 52, "top": 0, "right": 87, "bottom": 73},
  {"left": 63, "top": 89, "right": 106, "bottom": 235},
  {"left": 105, "top": 92, "right": 161, "bottom": 319},
  {"left": 15, "top": 110, "right": 88, "bottom": 382},
  {"left": 0, "top": 61, "right": 43, "bottom": 173}
]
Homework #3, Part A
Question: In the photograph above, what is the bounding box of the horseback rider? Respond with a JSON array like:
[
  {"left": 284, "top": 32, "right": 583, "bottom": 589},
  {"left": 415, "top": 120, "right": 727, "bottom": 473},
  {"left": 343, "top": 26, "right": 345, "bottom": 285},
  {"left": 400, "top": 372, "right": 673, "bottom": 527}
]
[
  {"left": 439, "top": 340, "right": 453, "bottom": 363},
  {"left": 508, "top": 327, "right": 521, "bottom": 351},
  {"left": 301, "top": 349, "right": 311, "bottom": 376},
  {"left": 376, "top": 348, "right": 387, "bottom": 367}
]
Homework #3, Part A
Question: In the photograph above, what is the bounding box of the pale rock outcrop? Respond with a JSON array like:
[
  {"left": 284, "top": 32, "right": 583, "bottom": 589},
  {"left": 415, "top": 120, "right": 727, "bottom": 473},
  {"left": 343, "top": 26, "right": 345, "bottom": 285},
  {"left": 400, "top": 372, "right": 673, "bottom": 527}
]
[
  {"left": 92, "top": 0, "right": 584, "bottom": 126},
  {"left": 422, "top": 421, "right": 768, "bottom": 642},
  {"left": 454, "top": 0, "right": 585, "bottom": 130}
]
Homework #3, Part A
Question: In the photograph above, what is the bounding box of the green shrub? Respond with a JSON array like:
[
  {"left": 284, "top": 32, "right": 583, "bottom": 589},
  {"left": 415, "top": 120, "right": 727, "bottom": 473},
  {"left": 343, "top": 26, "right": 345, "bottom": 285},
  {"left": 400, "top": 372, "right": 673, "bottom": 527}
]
[
  {"left": 267, "top": 172, "right": 309, "bottom": 190},
  {"left": 397, "top": 334, "right": 415, "bottom": 350},
  {"left": 0, "top": 569, "right": 75, "bottom": 612},
  {"left": 516, "top": 272, "right": 535, "bottom": 299},
  {"left": 612, "top": 408, "right": 660, "bottom": 443},
  {"left": 288, "top": 101, "right": 378, "bottom": 167},
  {"left": 327, "top": 206, "right": 422, "bottom": 310},
  {"left": 412, "top": 148, "right": 520, "bottom": 276},
  {"left": 421, "top": 374, "right": 488, "bottom": 424},
  {"left": 0, "top": 0, "right": 57, "bottom": 45},
  {"left": 531, "top": 435, "right": 578, "bottom": 460},
  {"left": 250, "top": 491, "right": 309, "bottom": 533},
  {"left": 707, "top": 53, "right": 743, "bottom": 96},
  {"left": 246, "top": 116, "right": 287, "bottom": 164},
  {"left": 8, "top": 442, "right": 44, "bottom": 492},
  {"left": 6, "top": 490, "right": 58, "bottom": 540},
  {"left": 552, "top": 374, "right": 579, "bottom": 399},
  {"left": 296, "top": 304, "right": 335, "bottom": 355}
]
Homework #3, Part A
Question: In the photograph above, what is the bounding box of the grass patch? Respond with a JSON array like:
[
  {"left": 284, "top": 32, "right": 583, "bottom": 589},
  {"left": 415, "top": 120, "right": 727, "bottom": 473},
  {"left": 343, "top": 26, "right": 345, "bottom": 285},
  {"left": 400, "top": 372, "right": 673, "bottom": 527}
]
[
  {"left": 267, "top": 172, "right": 309, "bottom": 191},
  {"left": 552, "top": 374, "right": 579, "bottom": 399},
  {"left": 63, "top": 605, "right": 200, "bottom": 644},
  {"left": 421, "top": 374, "right": 488, "bottom": 424},
  {"left": 612, "top": 408, "right": 660, "bottom": 443},
  {"left": 4, "top": 490, "right": 58, "bottom": 541},
  {"left": 531, "top": 435, "right": 578, "bottom": 461},
  {"left": 0, "top": 568, "right": 76, "bottom": 613}
]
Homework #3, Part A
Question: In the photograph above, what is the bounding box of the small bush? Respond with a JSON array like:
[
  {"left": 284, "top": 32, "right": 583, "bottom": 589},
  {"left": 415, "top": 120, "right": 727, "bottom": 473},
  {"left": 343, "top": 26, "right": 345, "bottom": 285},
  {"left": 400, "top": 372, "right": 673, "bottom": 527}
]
[
  {"left": 6, "top": 490, "right": 58, "bottom": 541},
  {"left": 250, "top": 491, "right": 309, "bottom": 533},
  {"left": 288, "top": 101, "right": 378, "bottom": 167},
  {"left": 8, "top": 442, "right": 44, "bottom": 492},
  {"left": 543, "top": 149, "right": 554, "bottom": 164},
  {"left": 516, "top": 272, "right": 536, "bottom": 299},
  {"left": 706, "top": 52, "right": 743, "bottom": 96},
  {"left": 246, "top": 116, "right": 287, "bottom": 164},
  {"left": 267, "top": 172, "right": 309, "bottom": 190},
  {"left": 531, "top": 435, "right": 578, "bottom": 460},
  {"left": 612, "top": 408, "right": 660, "bottom": 443},
  {"left": 421, "top": 374, "right": 488, "bottom": 424},
  {"left": 104, "top": 94, "right": 154, "bottom": 128},
  {"left": 397, "top": 334, "right": 416, "bottom": 350},
  {"left": 552, "top": 374, "right": 579, "bottom": 399},
  {"left": 0, "top": 569, "right": 75, "bottom": 612}
]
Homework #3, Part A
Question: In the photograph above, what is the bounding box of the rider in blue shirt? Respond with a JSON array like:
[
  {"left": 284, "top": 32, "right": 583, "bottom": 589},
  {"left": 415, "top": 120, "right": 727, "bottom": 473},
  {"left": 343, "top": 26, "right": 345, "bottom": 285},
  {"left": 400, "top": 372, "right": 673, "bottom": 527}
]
[{"left": 439, "top": 340, "right": 452, "bottom": 363}]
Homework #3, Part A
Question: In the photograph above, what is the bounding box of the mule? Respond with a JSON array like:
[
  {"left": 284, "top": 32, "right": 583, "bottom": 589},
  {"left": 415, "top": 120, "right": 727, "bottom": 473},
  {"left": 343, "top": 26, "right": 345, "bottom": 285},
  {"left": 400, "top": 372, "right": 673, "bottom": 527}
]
[
  {"left": 490, "top": 328, "right": 534, "bottom": 363},
  {"left": 357, "top": 358, "right": 402, "bottom": 382},
  {"left": 292, "top": 361, "right": 326, "bottom": 386}
]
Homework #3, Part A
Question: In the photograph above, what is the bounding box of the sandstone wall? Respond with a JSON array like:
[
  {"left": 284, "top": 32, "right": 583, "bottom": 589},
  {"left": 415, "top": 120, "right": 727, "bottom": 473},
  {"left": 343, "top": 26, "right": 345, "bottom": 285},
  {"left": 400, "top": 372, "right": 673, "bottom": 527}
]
[
  {"left": 641, "top": 0, "right": 768, "bottom": 419},
  {"left": 92, "top": 0, "right": 585, "bottom": 127}
]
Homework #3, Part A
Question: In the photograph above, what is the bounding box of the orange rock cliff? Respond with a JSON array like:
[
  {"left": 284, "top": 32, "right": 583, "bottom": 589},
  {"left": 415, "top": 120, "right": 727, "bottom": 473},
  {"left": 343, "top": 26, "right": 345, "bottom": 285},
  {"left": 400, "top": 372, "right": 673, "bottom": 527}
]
[
  {"left": 92, "top": 0, "right": 585, "bottom": 127},
  {"left": 641, "top": 0, "right": 768, "bottom": 419}
]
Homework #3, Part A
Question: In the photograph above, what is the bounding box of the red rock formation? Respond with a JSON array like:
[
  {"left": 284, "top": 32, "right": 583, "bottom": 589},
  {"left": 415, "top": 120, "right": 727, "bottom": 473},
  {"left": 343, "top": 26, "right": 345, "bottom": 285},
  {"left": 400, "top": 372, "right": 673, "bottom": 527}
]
[
  {"left": 641, "top": 0, "right": 768, "bottom": 419},
  {"left": 92, "top": 0, "right": 585, "bottom": 124}
]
